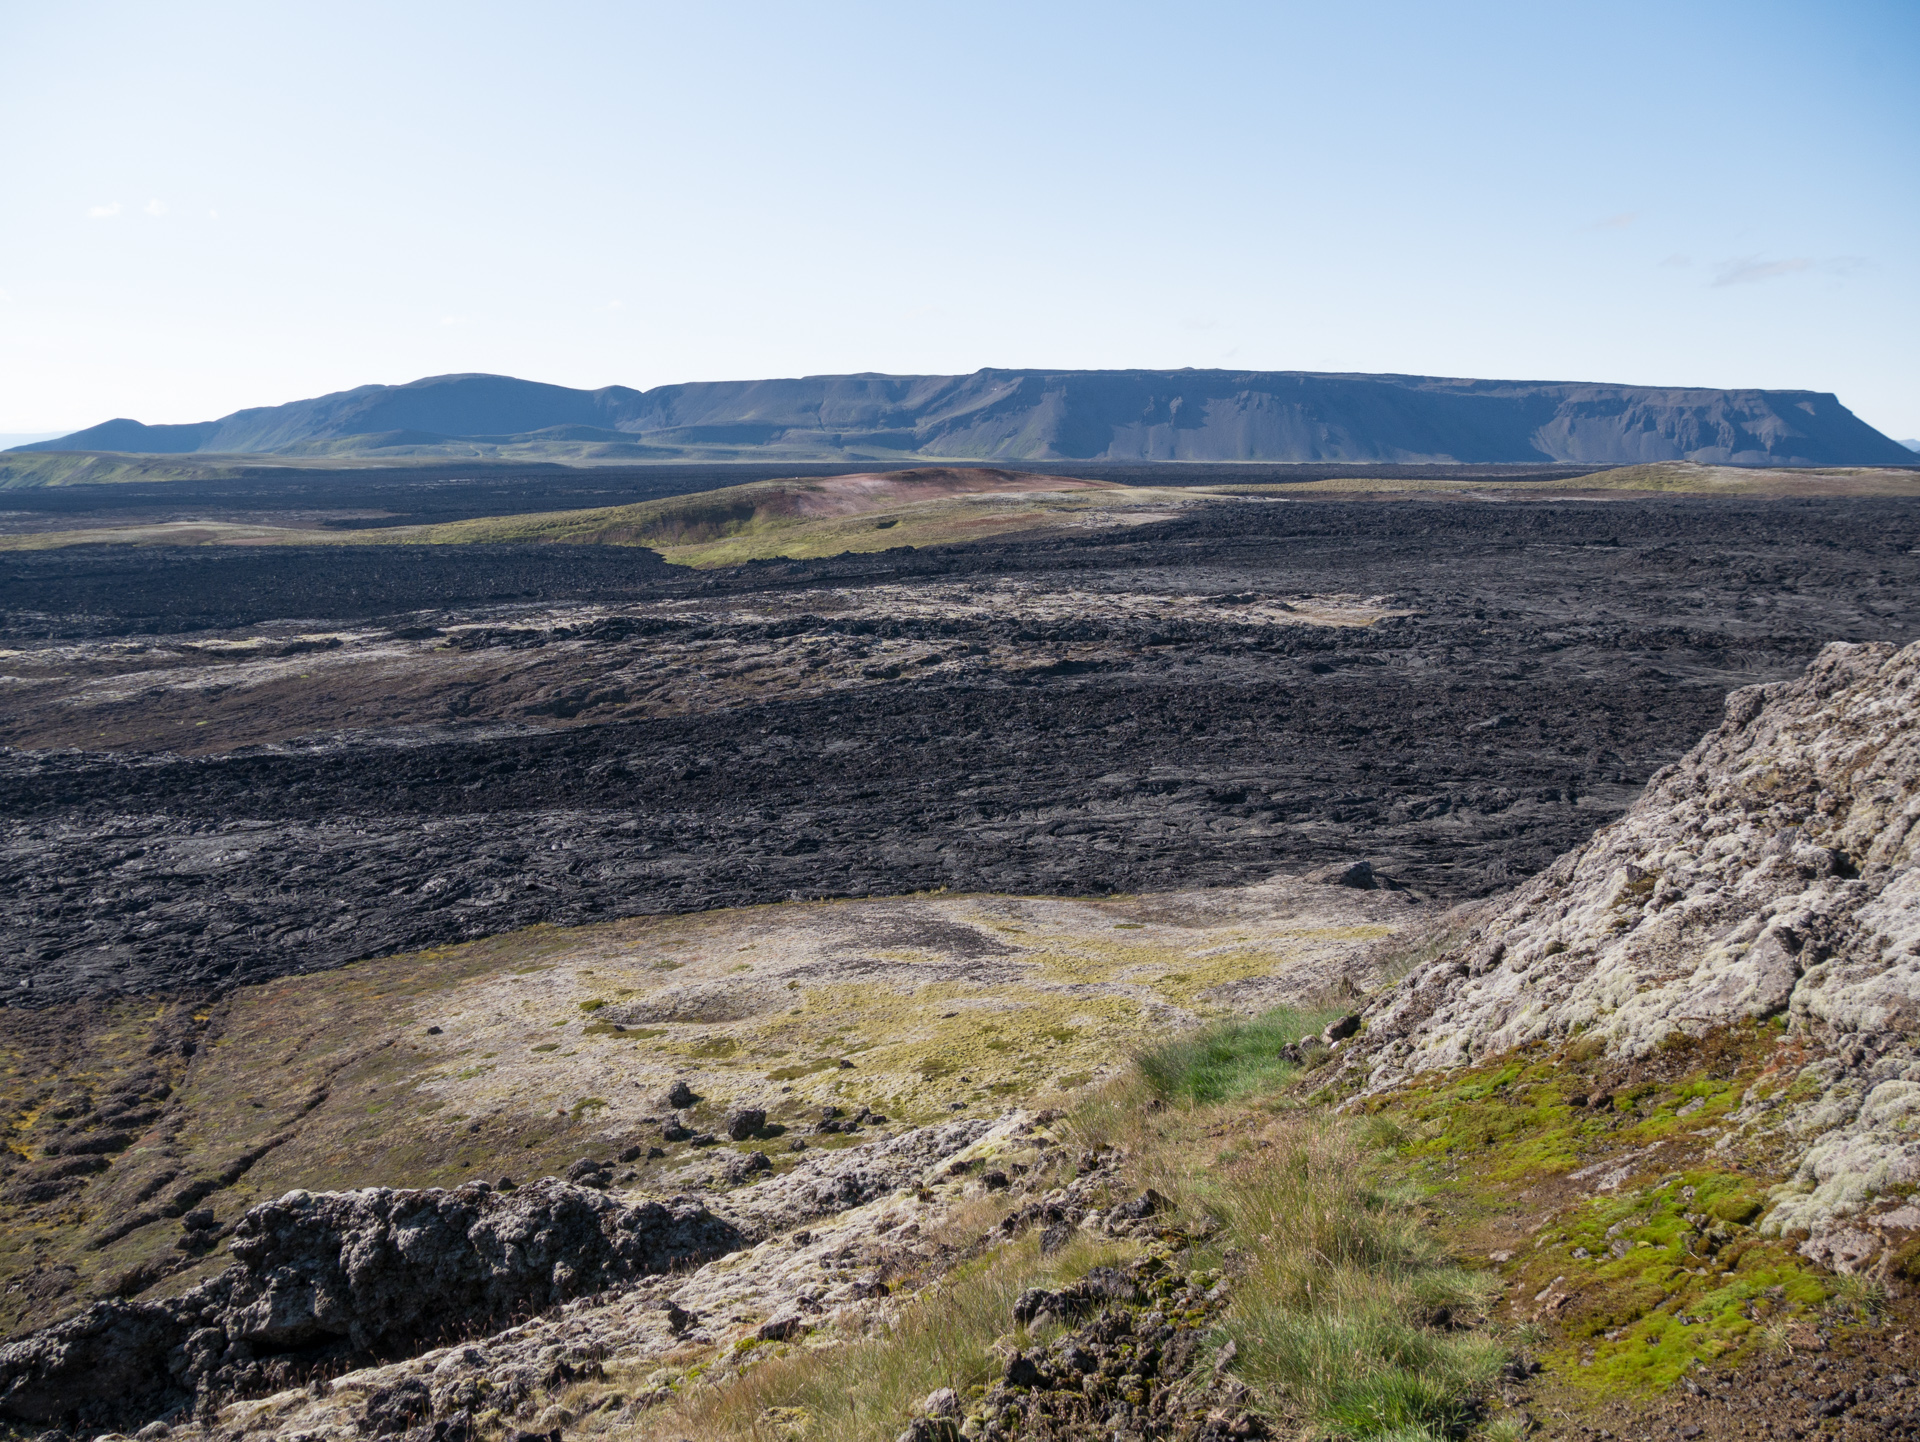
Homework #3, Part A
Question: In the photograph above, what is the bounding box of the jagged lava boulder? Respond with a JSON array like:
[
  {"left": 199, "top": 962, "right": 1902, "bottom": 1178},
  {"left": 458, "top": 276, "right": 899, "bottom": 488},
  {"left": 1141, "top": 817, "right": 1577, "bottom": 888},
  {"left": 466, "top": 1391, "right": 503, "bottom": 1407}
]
[
  {"left": 0, "top": 1178, "right": 740, "bottom": 1428},
  {"left": 1354, "top": 640, "right": 1920, "bottom": 1232}
]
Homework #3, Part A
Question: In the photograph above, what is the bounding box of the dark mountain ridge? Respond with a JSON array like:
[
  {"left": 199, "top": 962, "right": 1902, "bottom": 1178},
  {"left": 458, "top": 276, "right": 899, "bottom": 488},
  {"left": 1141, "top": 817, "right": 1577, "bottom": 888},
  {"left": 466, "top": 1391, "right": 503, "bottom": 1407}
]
[{"left": 25, "top": 368, "right": 1911, "bottom": 466}]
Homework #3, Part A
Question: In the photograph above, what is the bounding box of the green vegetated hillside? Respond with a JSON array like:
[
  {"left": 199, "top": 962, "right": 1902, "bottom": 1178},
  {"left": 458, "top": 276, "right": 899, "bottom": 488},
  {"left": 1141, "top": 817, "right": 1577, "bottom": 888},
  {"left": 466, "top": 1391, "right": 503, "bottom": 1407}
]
[
  {"left": 0, "top": 466, "right": 1195, "bottom": 562},
  {"left": 0, "top": 448, "right": 433, "bottom": 489},
  {"left": 407, "top": 467, "right": 1187, "bottom": 566}
]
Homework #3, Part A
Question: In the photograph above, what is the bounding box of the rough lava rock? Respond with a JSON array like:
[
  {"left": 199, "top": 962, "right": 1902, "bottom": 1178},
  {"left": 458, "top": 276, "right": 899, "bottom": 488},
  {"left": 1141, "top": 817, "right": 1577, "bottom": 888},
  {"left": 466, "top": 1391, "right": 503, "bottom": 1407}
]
[
  {"left": 0, "top": 1179, "right": 740, "bottom": 1428},
  {"left": 1349, "top": 639, "right": 1920, "bottom": 1240}
]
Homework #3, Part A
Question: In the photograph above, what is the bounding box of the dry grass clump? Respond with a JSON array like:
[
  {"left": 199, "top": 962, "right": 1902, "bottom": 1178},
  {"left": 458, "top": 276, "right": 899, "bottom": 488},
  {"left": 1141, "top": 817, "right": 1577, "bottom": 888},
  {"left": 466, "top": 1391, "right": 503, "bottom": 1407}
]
[
  {"left": 1070, "top": 1074, "right": 1503, "bottom": 1440},
  {"left": 1213, "top": 1121, "right": 1500, "bottom": 1438}
]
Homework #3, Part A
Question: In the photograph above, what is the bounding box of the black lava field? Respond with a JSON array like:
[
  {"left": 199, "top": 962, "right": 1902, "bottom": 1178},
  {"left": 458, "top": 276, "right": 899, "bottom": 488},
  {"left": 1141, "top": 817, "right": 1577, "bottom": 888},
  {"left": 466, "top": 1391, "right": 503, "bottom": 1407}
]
[{"left": 5, "top": 492, "right": 1918, "bottom": 1004}]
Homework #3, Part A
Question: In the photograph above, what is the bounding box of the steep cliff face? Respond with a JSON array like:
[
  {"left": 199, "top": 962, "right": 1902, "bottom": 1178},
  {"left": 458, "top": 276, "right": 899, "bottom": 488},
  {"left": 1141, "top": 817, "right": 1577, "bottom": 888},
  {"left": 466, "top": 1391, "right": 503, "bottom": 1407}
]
[
  {"left": 1352, "top": 640, "right": 1920, "bottom": 1236},
  {"left": 28, "top": 368, "right": 1911, "bottom": 465}
]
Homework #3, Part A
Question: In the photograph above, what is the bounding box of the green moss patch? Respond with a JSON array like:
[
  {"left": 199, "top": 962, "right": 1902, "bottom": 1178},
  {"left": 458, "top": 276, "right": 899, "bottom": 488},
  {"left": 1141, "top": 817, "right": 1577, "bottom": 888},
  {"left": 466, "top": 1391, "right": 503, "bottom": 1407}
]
[
  {"left": 1364, "top": 1020, "right": 1852, "bottom": 1399},
  {"left": 769, "top": 1058, "right": 840, "bottom": 1081},
  {"left": 1524, "top": 1171, "right": 1832, "bottom": 1390}
]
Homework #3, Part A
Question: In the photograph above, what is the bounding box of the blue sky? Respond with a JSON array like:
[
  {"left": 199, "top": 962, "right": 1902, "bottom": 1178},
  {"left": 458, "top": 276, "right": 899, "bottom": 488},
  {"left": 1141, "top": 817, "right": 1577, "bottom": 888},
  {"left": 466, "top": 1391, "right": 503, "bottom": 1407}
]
[{"left": 2, "top": 0, "right": 1915, "bottom": 440}]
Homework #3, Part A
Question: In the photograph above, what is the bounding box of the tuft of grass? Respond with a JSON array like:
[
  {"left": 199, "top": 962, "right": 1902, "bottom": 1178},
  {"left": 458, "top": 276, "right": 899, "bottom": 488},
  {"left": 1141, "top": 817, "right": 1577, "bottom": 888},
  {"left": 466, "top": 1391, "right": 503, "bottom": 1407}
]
[
  {"left": 1208, "top": 1116, "right": 1501, "bottom": 1438},
  {"left": 1068, "top": 1077, "right": 1505, "bottom": 1440},
  {"left": 1134, "top": 1003, "right": 1347, "bottom": 1104}
]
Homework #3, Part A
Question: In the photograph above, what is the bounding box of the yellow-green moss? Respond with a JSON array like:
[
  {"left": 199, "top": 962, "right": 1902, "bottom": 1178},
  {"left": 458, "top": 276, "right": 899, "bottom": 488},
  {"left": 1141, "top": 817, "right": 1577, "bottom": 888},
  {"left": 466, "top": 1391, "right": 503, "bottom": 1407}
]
[{"left": 1365, "top": 1022, "right": 1847, "bottom": 1398}]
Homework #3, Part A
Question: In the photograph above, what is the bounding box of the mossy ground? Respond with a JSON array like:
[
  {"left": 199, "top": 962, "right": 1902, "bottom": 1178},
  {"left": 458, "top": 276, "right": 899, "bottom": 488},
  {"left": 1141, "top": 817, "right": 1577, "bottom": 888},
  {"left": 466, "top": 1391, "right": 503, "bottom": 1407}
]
[
  {"left": 9, "top": 880, "right": 1906, "bottom": 1437},
  {"left": 1358, "top": 1019, "right": 1897, "bottom": 1406}
]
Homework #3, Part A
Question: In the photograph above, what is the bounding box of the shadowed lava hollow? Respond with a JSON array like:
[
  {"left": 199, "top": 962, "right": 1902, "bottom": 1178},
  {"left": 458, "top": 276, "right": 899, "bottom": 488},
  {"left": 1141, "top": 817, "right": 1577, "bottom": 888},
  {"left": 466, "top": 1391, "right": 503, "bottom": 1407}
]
[{"left": 4, "top": 495, "right": 1917, "bottom": 1004}]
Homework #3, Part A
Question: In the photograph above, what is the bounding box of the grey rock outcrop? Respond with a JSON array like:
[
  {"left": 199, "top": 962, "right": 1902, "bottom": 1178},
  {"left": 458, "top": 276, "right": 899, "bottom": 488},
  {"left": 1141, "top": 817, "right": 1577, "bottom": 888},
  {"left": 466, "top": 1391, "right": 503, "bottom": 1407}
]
[
  {"left": 131, "top": 1113, "right": 1048, "bottom": 1442},
  {"left": 1350, "top": 639, "right": 1920, "bottom": 1238},
  {"left": 0, "top": 1179, "right": 739, "bottom": 1429}
]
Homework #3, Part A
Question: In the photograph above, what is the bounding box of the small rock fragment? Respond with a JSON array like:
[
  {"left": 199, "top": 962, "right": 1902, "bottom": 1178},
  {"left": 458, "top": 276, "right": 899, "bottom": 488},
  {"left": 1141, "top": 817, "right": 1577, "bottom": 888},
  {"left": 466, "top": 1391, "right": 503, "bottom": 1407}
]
[
  {"left": 663, "top": 1079, "right": 697, "bottom": 1109},
  {"left": 1003, "top": 1351, "right": 1044, "bottom": 1389},
  {"left": 724, "top": 1151, "right": 773, "bottom": 1184},
  {"left": 758, "top": 1312, "right": 807, "bottom": 1342},
  {"left": 1110, "top": 1188, "right": 1169, "bottom": 1222},
  {"left": 1305, "top": 859, "right": 1377, "bottom": 889},
  {"left": 565, "top": 1157, "right": 611, "bottom": 1187}
]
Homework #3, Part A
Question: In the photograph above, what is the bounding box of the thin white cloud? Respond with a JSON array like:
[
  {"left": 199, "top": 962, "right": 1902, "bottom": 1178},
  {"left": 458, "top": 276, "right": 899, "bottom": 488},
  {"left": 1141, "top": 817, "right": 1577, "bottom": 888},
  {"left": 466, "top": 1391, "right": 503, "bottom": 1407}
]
[
  {"left": 1659, "top": 254, "right": 1691, "bottom": 268},
  {"left": 87, "top": 202, "right": 123, "bottom": 219},
  {"left": 1714, "top": 256, "right": 1813, "bottom": 287},
  {"left": 144, "top": 198, "right": 165, "bottom": 217},
  {"left": 1590, "top": 212, "right": 1639, "bottom": 230},
  {"left": 208, "top": 209, "right": 219, "bottom": 220}
]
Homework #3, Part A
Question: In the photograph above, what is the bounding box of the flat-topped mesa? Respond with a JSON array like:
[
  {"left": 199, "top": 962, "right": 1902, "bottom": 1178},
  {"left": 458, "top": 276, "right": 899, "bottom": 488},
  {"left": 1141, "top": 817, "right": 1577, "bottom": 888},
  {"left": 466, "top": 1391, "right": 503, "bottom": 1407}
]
[
  {"left": 1348, "top": 639, "right": 1920, "bottom": 1235},
  {"left": 22, "top": 368, "right": 1911, "bottom": 465}
]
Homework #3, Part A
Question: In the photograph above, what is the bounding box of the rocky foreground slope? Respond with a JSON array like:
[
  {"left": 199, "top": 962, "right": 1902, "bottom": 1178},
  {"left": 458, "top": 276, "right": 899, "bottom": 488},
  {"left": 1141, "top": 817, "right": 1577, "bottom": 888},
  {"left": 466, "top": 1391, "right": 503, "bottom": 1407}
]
[
  {"left": 0, "top": 1112, "right": 1070, "bottom": 1435},
  {"left": 1349, "top": 638, "right": 1920, "bottom": 1254}
]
